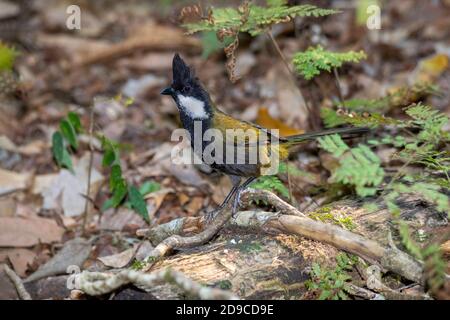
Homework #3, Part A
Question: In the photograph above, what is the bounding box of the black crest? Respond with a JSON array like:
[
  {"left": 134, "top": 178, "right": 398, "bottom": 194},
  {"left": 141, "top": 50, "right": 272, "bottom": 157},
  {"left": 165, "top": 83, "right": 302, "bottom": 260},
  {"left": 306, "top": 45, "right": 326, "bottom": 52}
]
[{"left": 172, "top": 53, "right": 199, "bottom": 90}]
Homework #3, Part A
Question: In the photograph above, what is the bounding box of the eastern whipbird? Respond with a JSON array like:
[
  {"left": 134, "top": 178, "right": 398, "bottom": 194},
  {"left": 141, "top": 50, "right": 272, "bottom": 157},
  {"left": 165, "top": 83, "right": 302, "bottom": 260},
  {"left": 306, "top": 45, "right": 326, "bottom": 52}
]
[{"left": 161, "top": 54, "right": 368, "bottom": 219}]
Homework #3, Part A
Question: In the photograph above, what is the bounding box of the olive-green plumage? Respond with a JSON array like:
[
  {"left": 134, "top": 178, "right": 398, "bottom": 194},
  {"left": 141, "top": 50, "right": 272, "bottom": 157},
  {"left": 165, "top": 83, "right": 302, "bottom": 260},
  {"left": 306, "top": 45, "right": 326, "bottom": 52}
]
[{"left": 161, "top": 54, "right": 368, "bottom": 217}]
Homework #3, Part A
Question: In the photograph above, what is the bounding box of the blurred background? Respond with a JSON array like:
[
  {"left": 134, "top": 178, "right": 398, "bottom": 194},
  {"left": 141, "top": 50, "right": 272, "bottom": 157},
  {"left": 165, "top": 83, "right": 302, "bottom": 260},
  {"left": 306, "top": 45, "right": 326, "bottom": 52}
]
[{"left": 0, "top": 0, "right": 449, "bottom": 300}]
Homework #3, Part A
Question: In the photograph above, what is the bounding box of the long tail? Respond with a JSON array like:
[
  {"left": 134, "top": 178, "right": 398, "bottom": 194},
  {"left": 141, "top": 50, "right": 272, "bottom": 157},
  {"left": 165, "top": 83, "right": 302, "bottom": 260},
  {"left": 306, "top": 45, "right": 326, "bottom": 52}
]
[{"left": 284, "top": 127, "right": 369, "bottom": 145}]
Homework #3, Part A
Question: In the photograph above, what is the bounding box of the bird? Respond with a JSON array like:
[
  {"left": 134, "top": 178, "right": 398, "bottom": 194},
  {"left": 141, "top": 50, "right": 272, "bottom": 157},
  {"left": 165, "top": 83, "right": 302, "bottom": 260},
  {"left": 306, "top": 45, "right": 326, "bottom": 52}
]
[{"left": 161, "top": 53, "right": 368, "bottom": 219}]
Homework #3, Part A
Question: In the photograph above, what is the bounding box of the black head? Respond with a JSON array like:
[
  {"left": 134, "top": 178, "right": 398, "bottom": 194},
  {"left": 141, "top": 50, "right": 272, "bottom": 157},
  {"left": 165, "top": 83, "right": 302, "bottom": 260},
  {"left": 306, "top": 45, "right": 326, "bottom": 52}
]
[{"left": 161, "top": 54, "right": 212, "bottom": 119}]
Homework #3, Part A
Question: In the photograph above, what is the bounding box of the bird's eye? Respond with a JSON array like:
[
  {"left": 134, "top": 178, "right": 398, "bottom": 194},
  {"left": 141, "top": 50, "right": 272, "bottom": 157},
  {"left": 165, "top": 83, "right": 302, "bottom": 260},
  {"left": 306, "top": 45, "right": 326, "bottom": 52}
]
[{"left": 181, "top": 86, "right": 191, "bottom": 94}]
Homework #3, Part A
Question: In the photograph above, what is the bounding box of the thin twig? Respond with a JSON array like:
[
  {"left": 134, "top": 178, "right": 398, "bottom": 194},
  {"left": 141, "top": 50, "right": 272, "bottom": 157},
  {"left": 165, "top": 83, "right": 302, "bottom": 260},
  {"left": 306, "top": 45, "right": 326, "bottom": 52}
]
[
  {"left": 141, "top": 207, "right": 234, "bottom": 271},
  {"left": 2, "top": 264, "right": 32, "bottom": 300},
  {"left": 333, "top": 67, "right": 345, "bottom": 108},
  {"left": 82, "top": 105, "right": 95, "bottom": 236},
  {"left": 266, "top": 30, "right": 313, "bottom": 116}
]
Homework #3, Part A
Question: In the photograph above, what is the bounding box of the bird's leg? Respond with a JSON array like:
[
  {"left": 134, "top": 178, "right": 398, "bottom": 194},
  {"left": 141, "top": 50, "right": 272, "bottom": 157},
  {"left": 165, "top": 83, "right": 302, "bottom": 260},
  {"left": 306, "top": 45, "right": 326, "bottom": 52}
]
[
  {"left": 231, "top": 177, "right": 257, "bottom": 217},
  {"left": 203, "top": 175, "right": 241, "bottom": 223}
]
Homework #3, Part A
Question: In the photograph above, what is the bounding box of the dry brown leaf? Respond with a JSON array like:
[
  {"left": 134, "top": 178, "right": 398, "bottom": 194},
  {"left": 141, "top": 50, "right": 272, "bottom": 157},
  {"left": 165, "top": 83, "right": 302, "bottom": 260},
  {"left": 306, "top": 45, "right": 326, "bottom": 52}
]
[
  {"left": 263, "top": 63, "right": 309, "bottom": 130},
  {"left": 25, "top": 238, "right": 91, "bottom": 283},
  {"left": 0, "top": 196, "right": 16, "bottom": 217},
  {"left": 185, "top": 197, "right": 204, "bottom": 215},
  {"left": 31, "top": 174, "right": 58, "bottom": 195},
  {"left": 37, "top": 33, "right": 110, "bottom": 58},
  {"left": 144, "top": 188, "right": 173, "bottom": 221},
  {"left": 256, "top": 107, "right": 303, "bottom": 137},
  {"left": 0, "top": 168, "right": 32, "bottom": 196},
  {"left": 177, "top": 193, "right": 190, "bottom": 206},
  {"left": 100, "top": 208, "right": 147, "bottom": 231},
  {"left": 73, "top": 23, "right": 201, "bottom": 67},
  {"left": 98, "top": 247, "right": 136, "bottom": 269},
  {"left": 0, "top": 216, "right": 64, "bottom": 247},
  {"left": 118, "top": 53, "right": 174, "bottom": 71},
  {"left": 0, "top": 135, "right": 46, "bottom": 155},
  {"left": 414, "top": 53, "right": 449, "bottom": 83},
  {"left": 0, "top": 1, "right": 19, "bottom": 19},
  {"left": 42, "top": 154, "right": 103, "bottom": 217},
  {"left": 0, "top": 249, "right": 36, "bottom": 277},
  {"left": 135, "top": 241, "right": 154, "bottom": 261}
]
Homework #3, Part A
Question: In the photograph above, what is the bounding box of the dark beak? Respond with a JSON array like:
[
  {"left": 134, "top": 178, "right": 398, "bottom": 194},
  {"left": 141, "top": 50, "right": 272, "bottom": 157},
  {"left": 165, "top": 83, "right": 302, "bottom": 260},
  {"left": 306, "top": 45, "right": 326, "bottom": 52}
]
[{"left": 160, "top": 87, "right": 174, "bottom": 96}]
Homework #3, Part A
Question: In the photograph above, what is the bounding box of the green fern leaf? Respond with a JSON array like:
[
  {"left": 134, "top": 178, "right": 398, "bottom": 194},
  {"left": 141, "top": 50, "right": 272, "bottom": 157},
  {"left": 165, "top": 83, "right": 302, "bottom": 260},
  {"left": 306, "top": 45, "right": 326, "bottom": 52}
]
[{"left": 293, "top": 45, "right": 366, "bottom": 80}]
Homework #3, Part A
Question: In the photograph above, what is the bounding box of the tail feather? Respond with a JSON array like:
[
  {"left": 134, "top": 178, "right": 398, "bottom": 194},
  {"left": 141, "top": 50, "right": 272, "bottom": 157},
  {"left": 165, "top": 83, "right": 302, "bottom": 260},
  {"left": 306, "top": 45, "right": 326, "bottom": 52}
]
[{"left": 284, "top": 127, "right": 369, "bottom": 145}]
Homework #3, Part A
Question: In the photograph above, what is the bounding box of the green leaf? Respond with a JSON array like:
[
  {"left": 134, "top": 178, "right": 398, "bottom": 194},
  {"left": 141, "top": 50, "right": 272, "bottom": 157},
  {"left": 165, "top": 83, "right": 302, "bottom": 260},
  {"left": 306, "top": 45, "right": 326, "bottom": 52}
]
[
  {"left": 200, "top": 31, "right": 233, "bottom": 59},
  {"left": 318, "top": 290, "right": 332, "bottom": 300},
  {"left": 52, "top": 132, "right": 73, "bottom": 171},
  {"left": 139, "top": 181, "right": 161, "bottom": 195},
  {"left": 52, "top": 132, "right": 64, "bottom": 167},
  {"left": 110, "top": 164, "right": 123, "bottom": 191},
  {"left": 60, "top": 119, "right": 78, "bottom": 150},
  {"left": 61, "top": 149, "right": 74, "bottom": 172},
  {"left": 250, "top": 176, "right": 289, "bottom": 199},
  {"left": 68, "top": 112, "right": 82, "bottom": 133},
  {"left": 101, "top": 198, "right": 115, "bottom": 211},
  {"left": 111, "top": 179, "right": 127, "bottom": 207},
  {"left": 102, "top": 148, "right": 117, "bottom": 167},
  {"left": 266, "top": 0, "right": 287, "bottom": 6},
  {"left": 337, "top": 290, "right": 349, "bottom": 300},
  {"left": 317, "top": 134, "right": 350, "bottom": 158},
  {"left": 293, "top": 45, "right": 366, "bottom": 80},
  {"left": 183, "top": 4, "right": 337, "bottom": 36},
  {"left": 318, "top": 137, "right": 385, "bottom": 197},
  {"left": 129, "top": 186, "right": 149, "bottom": 222}
]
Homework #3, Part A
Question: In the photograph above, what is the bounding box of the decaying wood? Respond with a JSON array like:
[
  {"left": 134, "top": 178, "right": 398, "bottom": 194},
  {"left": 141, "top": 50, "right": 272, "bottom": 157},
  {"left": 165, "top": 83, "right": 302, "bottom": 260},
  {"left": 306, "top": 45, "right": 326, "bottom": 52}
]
[
  {"left": 140, "top": 204, "right": 234, "bottom": 272},
  {"left": 78, "top": 189, "right": 444, "bottom": 299},
  {"left": 140, "top": 189, "right": 423, "bottom": 283}
]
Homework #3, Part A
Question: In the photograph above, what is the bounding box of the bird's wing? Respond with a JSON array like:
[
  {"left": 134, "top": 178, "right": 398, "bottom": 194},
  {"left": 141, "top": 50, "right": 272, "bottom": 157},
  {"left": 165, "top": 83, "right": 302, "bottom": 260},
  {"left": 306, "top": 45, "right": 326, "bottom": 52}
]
[{"left": 212, "top": 110, "right": 285, "bottom": 148}]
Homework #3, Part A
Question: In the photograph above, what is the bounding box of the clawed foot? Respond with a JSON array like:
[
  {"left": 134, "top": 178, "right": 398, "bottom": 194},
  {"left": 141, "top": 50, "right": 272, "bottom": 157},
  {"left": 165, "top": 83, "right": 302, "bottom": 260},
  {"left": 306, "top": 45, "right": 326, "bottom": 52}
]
[{"left": 202, "top": 207, "right": 222, "bottom": 224}]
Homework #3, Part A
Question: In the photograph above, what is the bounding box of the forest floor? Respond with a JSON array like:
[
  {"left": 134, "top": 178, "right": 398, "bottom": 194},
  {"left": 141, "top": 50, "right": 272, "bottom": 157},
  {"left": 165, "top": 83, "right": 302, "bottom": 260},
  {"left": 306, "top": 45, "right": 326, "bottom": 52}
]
[{"left": 0, "top": 0, "right": 449, "bottom": 300}]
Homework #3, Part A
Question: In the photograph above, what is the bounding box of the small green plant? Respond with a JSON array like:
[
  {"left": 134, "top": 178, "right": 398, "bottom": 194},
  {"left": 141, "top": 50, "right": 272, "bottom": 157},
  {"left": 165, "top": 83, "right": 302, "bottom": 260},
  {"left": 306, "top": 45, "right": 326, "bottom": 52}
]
[
  {"left": 397, "top": 221, "right": 447, "bottom": 294},
  {"left": 293, "top": 46, "right": 366, "bottom": 80},
  {"left": 52, "top": 112, "right": 83, "bottom": 172},
  {"left": 319, "top": 100, "right": 449, "bottom": 297},
  {"left": 181, "top": 1, "right": 337, "bottom": 80},
  {"left": 100, "top": 136, "right": 152, "bottom": 222},
  {"left": 183, "top": 2, "right": 337, "bottom": 37},
  {"left": 0, "top": 42, "right": 17, "bottom": 72},
  {"left": 51, "top": 111, "right": 153, "bottom": 222},
  {"left": 309, "top": 206, "right": 356, "bottom": 230},
  {"left": 250, "top": 175, "right": 290, "bottom": 200},
  {"left": 305, "top": 253, "right": 355, "bottom": 300},
  {"left": 318, "top": 134, "right": 385, "bottom": 196},
  {"left": 130, "top": 259, "right": 146, "bottom": 270}
]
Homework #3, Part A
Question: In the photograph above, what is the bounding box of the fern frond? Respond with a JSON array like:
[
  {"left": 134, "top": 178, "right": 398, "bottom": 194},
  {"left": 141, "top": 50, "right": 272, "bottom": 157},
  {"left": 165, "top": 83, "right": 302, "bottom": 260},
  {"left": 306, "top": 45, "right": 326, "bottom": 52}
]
[
  {"left": 266, "top": 0, "right": 287, "bottom": 7},
  {"left": 317, "top": 134, "right": 349, "bottom": 157},
  {"left": 293, "top": 45, "right": 366, "bottom": 80},
  {"left": 183, "top": 4, "right": 337, "bottom": 36},
  {"left": 251, "top": 175, "right": 289, "bottom": 199},
  {"left": 398, "top": 220, "right": 423, "bottom": 259},
  {"left": 395, "top": 182, "right": 449, "bottom": 213},
  {"left": 318, "top": 135, "right": 384, "bottom": 197},
  {"left": 405, "top": 103, "right": 449, "bottom": 144}
]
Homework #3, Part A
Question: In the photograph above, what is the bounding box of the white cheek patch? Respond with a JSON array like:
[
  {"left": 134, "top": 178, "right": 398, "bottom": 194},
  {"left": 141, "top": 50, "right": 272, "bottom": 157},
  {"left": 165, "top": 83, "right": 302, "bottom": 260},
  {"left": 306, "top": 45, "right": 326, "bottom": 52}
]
[{"left": 177, "top": 95, "right": 208, "bottom": 119}]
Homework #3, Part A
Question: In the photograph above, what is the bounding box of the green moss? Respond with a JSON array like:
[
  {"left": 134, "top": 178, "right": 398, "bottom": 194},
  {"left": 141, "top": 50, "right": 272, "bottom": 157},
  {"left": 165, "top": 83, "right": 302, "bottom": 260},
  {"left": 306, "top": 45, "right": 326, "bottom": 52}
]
[
  {"left": 308, "top": 206, "right": 356, "bottom": 230},
  {"left": 235, "top": 240, "right": 263, "bottom": 253}
]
